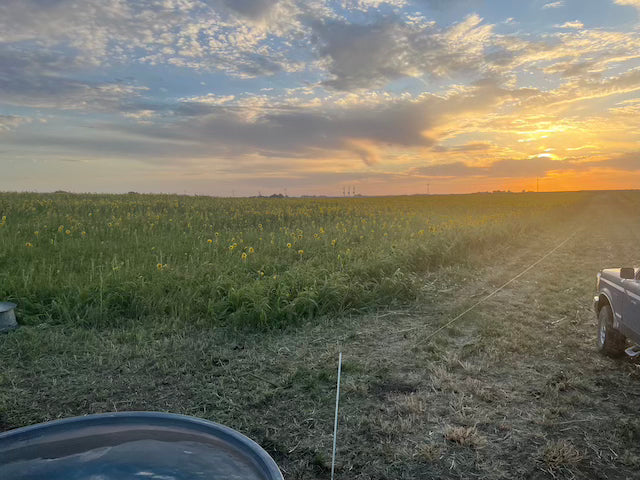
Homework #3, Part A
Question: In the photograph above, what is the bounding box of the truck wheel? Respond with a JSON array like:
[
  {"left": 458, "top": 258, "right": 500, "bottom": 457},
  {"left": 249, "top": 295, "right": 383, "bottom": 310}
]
[{"left": 597, "top": 305, "right": 626, "bottom": 357}]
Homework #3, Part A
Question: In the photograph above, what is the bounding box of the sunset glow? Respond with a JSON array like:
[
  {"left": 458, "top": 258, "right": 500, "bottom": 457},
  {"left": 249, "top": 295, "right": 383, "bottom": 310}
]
[{"left": 1, "top": 0, "right": 639, "bottom": 195}]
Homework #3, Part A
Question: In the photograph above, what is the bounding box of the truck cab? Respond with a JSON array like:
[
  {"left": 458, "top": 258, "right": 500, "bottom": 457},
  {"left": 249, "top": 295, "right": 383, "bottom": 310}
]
[{"left": 594, "top": 267, "right": 640, "bottom": 356}]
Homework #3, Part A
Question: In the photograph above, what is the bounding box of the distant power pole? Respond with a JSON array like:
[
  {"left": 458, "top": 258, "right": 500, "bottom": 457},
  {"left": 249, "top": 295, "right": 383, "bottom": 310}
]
[
  {"left": 342, "top": 186, "right": 345, "bottom": 197},
  {"left": 348, "top": 186, "right": 351, "bottom": 197}
]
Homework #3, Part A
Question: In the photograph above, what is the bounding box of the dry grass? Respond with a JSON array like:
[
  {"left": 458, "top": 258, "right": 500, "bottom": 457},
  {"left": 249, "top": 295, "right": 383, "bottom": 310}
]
[
  {"left": 444, "top": 425, "right": 488, "bottom": 449},
  {"left": 541, "top": 440, "right": 583, "bottom": 468}
]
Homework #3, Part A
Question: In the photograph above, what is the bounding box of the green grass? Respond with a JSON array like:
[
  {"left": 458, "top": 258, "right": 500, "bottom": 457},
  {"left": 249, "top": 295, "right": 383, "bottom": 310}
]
[{"left": 0, "top": 191, "right": 589, "bottom": 328}]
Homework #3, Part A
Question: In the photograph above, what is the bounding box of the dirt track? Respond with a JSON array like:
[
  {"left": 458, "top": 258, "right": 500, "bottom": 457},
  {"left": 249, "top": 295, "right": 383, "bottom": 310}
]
[{"left": 3, "top": 192, "right": 640, "bottom": 479}]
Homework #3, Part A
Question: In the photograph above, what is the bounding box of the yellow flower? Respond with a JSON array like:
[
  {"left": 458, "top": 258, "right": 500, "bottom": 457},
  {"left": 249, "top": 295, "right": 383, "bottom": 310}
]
[
  {"left": 331, "top": 239, "right": 337, "bottom": 246},
  {"left": 287, "top": 243, "right": 292, "bottom": 248},
  {"left": 65, "top": 229, "right": 71, "bottom": 235},
  {"left": 241, "top": 252, "right": 247, "bottom": 261},
  {"left": 81, "top": 231, "right": 86, "bottom": 236},
  {"left": 25, "top": 242, "right": 33, "bottom": 248},
  {"left": 248, "top": 247, "right": 255, "bottom": 254},
  {"left": 260, "top": 271, "right": 265, "bottom": 277},
  {"left": 157, "top": 263, "right": 163, "bottom": 270},
  {"left": 298, "top": 249, "right": 304, "bottom": 255},
  {"left": 34, "top": 231, "right": 39, "bottom": 236},
  {"left": 58, "top": 225, "right": 64, "bottom": 233},
  {"left": 207, "top": 239, "right": 213, "bottom": 244}
]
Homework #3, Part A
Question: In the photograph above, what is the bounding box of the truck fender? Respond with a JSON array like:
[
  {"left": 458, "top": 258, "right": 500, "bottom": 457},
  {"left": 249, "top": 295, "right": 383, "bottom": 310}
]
[{"left": 597, "top": 290, "right": 619, "bottom": 328}]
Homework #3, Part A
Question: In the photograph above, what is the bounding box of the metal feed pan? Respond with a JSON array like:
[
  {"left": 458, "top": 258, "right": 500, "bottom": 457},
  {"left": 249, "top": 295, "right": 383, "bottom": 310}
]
[
  {"left": 0, "top": 411, "right": 284, "bottom": 480},
  {"left": 0, "top": 302, "right": 17, "bottom": 333}
]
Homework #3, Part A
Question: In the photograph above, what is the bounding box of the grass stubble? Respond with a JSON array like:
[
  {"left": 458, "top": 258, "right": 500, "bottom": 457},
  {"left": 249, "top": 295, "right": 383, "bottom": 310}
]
[{"left": 1, "top": 191, "right": 640, "bottom": 479}]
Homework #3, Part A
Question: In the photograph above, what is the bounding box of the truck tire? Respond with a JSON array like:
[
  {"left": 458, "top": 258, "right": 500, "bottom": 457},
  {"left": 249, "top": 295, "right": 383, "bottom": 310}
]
[{"left": 596, "top": 305, "right": 626, "bottom": 357}]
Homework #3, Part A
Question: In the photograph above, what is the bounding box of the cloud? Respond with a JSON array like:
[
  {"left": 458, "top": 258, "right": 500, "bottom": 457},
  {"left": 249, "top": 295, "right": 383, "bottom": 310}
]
[
  {"left": 0, "top": 115, "right": 32, "bottom": 132},
  {"left": 214, "top": 0, "right": 281, "bottom": 20},
  {"left": 433, "top": 142, "right": 493, "bottom": 152},
  {"left": 556, "top": 21, "right": 584, "bottom": 29},
  {"left": 410, "top": 157, "right": 563, "bottom": 178},
  {"left": 410, "top": 153, "right": 640, "bottom": 179},
  {"left": 542, "top": 1, "right": 565, "bottom": 9},
  {"left": 4, "top": 80, "right": 516, "bottom": 168},
  {"left": 590, "top": 151, "right": 640, "bottom": 170},
  {"left": 0, "top": 0, "right": 302, "bottom": 78},
  {"left": 309, "top": 13, "right": 497, "bottom": 90},
  {"left": 0, "top": 45, "right": 147, "bottom": 110},
  {"left": 615, "top": 0, "right": 640, "bottom": 11}
]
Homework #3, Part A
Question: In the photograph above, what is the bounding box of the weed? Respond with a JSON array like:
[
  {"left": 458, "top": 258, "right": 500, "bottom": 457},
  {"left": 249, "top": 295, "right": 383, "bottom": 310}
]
[
  {"left": 541, "top": 440, "right": 583, "bottom": 468},
  {"left": 443, "top": 425, "right": 487, "bottom": 449}
]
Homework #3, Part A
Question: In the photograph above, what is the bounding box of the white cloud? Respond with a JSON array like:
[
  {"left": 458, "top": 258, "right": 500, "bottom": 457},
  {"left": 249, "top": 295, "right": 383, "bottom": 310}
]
[
  {"left": 542, "top": 1, "right": 565, "bottom": 9},
  {"left": 0, "top": 115, "right": 32, "bottom": 132},
  {"left": 556, "top": 20, "right": 584, "bottom": 29},
  {"left": 615, "top": 0, "right": 640, "bottom": 10}
]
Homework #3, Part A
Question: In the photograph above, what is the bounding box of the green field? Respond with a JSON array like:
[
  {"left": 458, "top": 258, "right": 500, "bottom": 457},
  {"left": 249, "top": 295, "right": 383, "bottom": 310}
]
[
  {"left": 3, "top": 190, "right": 640, "bottom": 479},
  {"left": 1, "top": 192, "right": 587, "bottom": 328}
]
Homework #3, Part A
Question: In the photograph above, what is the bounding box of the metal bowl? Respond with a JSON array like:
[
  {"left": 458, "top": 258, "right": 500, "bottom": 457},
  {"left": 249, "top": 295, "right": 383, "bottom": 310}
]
[
  {"left": 0, "top": 301, "right": 17, "bottom": 333},
  {"left": 0, "top": 412, "right": 283, "bottom": 480}
]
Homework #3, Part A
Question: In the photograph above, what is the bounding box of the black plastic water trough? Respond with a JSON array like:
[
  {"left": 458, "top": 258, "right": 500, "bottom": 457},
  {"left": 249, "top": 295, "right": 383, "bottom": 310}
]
[{"left": 0, "top": 411, "right": 284, "bottom": 480}]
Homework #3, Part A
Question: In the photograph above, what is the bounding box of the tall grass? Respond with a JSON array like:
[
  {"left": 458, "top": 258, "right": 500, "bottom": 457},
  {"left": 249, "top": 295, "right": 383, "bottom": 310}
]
[{"left": 0, "top": 192, "right": 591, "bottom": 328}]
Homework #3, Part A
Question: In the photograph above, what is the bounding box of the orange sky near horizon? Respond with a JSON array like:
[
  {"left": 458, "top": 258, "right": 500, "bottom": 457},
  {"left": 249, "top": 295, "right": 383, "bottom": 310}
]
[{"left": 1, "top": 0, "right": 639, "bottom": 196}]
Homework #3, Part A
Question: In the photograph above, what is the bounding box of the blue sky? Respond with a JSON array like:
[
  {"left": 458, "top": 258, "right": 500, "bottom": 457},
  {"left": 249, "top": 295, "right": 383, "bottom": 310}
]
[{"left": 1, "top": 0, "right": 640, "bottom": 195}]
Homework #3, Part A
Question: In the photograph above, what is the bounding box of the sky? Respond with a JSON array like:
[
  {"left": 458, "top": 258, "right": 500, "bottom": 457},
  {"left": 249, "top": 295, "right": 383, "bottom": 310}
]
[{"left": 1, "top": 0, "right": 639, "bottom": 196}]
